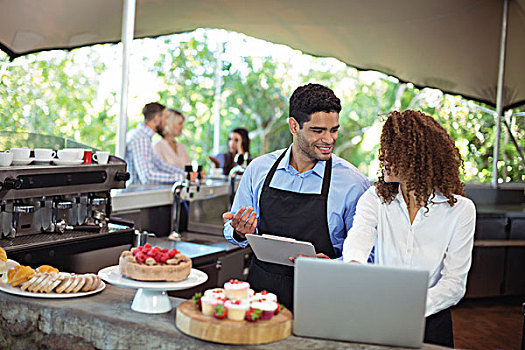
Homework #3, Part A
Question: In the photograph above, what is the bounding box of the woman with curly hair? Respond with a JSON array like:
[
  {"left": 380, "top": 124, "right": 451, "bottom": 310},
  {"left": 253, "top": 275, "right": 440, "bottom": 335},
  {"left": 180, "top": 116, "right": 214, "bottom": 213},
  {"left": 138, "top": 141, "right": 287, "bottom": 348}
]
[{"left": 343, "top": 110, "right": 476, "bottom": 347}]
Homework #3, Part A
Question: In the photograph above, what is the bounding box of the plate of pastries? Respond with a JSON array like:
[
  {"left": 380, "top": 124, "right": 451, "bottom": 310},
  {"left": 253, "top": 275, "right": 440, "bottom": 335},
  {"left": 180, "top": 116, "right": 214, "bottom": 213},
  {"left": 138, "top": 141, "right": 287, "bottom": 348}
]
[{"left": 0, "top": 247, "right": 105, "bottom": 298}]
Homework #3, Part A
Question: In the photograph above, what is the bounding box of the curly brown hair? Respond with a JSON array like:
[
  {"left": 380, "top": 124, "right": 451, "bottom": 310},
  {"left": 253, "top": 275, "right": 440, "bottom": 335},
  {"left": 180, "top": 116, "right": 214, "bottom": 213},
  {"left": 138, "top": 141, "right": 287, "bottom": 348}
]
[{"left": 375, "top": 110, "right": 465, "bottom": 209}]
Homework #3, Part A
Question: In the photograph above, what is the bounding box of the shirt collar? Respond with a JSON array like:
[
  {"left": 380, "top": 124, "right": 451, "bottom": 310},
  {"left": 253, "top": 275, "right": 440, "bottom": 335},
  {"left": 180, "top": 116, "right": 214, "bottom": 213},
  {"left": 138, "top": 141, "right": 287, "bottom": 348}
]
[
  {"left": 277, "top": 144, "right": 326, "bottom": 178},
  {"left": 393, "top": 184, "right": 450, "bottom": 204},
  {"left": 139, "top": 123, "right": 155, "bottom": 138}
]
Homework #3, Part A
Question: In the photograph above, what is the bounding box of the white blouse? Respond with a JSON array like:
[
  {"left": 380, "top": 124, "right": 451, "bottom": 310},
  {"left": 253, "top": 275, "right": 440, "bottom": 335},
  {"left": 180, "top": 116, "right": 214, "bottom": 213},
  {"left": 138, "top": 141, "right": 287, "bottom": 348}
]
[
  {"left": 153, "top": 139, "right": 190, "bottom": 171},
  {"left": 343, "top": 186, "right": 476, "bottom": 317}
]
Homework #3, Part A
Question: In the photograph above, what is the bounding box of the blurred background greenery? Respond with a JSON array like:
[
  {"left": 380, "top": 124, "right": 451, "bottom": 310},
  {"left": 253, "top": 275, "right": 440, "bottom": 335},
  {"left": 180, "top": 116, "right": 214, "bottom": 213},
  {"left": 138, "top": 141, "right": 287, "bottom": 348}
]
[{"left": 1, "top": 29, "right": 523, "bottom": 183}]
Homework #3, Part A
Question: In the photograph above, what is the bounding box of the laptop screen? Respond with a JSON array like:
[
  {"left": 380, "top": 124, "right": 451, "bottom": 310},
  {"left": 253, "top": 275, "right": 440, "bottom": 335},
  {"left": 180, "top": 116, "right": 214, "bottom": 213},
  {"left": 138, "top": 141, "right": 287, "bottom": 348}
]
[{"left": 293, "top": 258, "right": 428, "bottom": 348}]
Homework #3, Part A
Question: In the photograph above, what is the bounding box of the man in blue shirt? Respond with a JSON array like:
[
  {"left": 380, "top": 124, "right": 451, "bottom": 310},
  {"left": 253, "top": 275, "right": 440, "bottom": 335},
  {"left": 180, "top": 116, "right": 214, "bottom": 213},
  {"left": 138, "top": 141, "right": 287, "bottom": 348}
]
[
  {"left": 223, "top": 84, "right": 370, "bottom": 310},
  {"left": 125, "top": 102, "right": 185, "bottom": 185}
]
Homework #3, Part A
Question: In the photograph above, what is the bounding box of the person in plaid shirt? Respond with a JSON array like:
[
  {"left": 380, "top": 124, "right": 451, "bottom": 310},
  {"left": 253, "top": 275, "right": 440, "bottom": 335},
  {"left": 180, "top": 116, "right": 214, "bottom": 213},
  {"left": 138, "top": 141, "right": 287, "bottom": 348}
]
[{"left": 125, "top": 102, "right": 185, "bottom": 185}]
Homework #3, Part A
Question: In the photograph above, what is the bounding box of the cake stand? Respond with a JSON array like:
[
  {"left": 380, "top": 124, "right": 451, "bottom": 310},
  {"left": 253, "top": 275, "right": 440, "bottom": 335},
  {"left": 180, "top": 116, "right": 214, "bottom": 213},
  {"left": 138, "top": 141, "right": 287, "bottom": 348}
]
[{"left": 98, "top": 265, "right": 207, "bottom": 314}]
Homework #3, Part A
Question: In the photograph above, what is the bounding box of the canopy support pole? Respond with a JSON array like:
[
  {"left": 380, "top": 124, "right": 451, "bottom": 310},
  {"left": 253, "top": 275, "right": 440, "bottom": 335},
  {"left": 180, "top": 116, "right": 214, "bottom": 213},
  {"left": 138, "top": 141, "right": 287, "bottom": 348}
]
[
  {"left": 116, "top": 0, "right": 136, "bottom": 158},
  {"left": 492, "top": 0, "right": 509, "bottom": 188},
  {"left": 212, "top": 43, "right": 224, "bottom": 155}
]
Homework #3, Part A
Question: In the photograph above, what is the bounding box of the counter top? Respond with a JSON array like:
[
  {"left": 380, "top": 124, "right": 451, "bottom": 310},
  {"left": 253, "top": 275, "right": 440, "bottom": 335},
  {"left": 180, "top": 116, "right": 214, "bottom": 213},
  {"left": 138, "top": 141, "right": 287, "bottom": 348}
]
[
  {"left": 0, "top": 284, "right": 444, "bottom": 350},
  {"left": 111, "top": 184, "right": 173, "bottom": 212},
  {"left": 111, "top": 179, "right": 232, "bottom": 212}
]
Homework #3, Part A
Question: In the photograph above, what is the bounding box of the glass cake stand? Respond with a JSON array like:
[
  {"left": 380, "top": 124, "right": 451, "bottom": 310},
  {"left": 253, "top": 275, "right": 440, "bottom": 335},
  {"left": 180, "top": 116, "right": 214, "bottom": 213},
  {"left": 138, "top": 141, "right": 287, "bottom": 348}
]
[{"left": 98, "top": 265, "right": 207, "bottom": 314}]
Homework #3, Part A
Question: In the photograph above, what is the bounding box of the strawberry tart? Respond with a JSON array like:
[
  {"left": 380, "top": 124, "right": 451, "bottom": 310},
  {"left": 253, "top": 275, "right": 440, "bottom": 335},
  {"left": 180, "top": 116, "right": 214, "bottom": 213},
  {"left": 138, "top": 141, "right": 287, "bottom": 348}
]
[{"left": 119, "top": 244, "right": 192, "bottom": 282}]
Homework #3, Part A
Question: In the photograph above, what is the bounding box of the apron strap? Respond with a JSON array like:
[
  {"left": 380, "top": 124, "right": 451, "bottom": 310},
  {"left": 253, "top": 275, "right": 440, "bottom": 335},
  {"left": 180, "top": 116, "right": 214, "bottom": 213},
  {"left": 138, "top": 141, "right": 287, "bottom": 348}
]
[
  {"left": 262, "top": 147, "right": 289, "bottom": 188},
  {"left": 321, "top": 157, "right": 332, "bottom": 197}
]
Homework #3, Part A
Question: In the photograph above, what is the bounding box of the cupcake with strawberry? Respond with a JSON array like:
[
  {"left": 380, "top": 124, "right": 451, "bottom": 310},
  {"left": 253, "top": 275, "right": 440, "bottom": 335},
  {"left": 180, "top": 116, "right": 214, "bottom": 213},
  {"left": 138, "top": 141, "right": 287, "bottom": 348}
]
[
  {"left": 251, "top": 300, "right": 278, "bottom": 320},
  {"left": 201, "top": 295, "right": 226, "bottom": 316},
  {"left": 224, "top": 279, "right": 250, "bottom": 300},
  {"left": 224, "top": 299, "right": 250, "bottom": 321},
  {"left": 204, "top": 288, "right": 225, "bottom": 299},
  {"left": 251, "top": 290, "right": 277, "bottom": 303}
]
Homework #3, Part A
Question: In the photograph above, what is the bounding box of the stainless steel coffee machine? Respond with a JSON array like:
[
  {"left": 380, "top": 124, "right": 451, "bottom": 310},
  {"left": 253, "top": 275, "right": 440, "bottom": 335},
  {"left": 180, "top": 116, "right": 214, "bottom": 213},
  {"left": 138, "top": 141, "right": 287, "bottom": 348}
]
[{"left": 0, "top": 157, "right": 133, "bottom": 264}]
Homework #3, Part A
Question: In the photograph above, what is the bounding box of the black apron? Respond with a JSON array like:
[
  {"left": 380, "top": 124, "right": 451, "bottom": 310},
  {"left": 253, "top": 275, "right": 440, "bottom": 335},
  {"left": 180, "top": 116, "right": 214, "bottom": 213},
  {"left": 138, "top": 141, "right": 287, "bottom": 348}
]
[{"left": 247, "top": 149, "right": 336, "bottom": 311}]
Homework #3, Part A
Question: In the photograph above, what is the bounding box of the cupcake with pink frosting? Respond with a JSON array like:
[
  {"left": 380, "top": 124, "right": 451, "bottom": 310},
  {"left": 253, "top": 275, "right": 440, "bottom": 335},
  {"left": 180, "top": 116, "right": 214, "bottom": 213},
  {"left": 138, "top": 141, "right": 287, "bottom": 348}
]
[
  {"left": 204, "top": 288, "right": 225, "bottom": 299},
  {"left": 251, "top": 290, "right": 277, "bottom": 303},
  {"left": 250, "top": 300, "right": 278, "bottom": 320},
  {"left": 201, "top": 295, "right": 225, "bottom": 316},
  {"left": 224, "top": 279, "right": 250, "bottom": 300}
]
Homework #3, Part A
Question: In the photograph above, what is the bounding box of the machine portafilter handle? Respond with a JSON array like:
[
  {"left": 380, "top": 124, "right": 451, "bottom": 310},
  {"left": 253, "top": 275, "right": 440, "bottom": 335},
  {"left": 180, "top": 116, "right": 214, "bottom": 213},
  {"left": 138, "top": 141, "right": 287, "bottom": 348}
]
[
  {"left": 115, "top": 171, "right": 130, "bottom": 182},
  {"left": 4, "top": 177, "right": 23, "bottom": 190}
]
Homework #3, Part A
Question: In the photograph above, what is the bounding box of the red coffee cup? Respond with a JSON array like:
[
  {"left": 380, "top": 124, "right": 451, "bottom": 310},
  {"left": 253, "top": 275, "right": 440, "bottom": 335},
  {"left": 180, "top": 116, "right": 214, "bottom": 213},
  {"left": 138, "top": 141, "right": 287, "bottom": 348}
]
[{"left": 83, "top": 149, "right": 93, "bottom": 164}]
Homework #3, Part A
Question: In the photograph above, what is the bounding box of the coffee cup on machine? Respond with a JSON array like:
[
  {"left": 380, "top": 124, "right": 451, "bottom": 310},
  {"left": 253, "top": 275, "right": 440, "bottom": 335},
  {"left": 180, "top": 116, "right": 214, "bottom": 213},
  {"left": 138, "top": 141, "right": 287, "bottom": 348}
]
[
  {"left": 34, "top": 148, "right": 56, "bottom": 160},
  {"left": 67, "top": 148, "right": 85, "bottom": 160},
  {"left": 93, "top": 151, "right": 110, "bottom": 164},
  {"left": 10, "top": 148, "right": 30, "bottom": 160},
  {"left": 57, "top": 149, "right": 80, "bottom": 161},
  {"left": 0, "top": 151, "right": 13, "bottom": 166}
]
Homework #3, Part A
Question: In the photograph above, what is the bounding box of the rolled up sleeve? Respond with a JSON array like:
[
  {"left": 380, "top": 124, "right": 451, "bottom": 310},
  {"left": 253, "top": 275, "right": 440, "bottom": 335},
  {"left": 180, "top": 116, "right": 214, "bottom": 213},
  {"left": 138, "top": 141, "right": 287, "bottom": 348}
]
[{"left": 342, "top": 188, "right": 378, "bottom": 264}]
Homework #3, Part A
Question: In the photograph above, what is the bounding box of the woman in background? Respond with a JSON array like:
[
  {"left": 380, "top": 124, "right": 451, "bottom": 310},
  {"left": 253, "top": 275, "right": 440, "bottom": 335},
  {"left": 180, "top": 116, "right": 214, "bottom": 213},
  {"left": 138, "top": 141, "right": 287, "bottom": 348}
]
[
  {"left": 153, "top": 109, "right": 190, "bottom": 171},
  {"left": 209, "top": 127, "right": 252, "bottom": 175},
  {"left": 343, "top": 110, "right": 476, "bottom": 347}
]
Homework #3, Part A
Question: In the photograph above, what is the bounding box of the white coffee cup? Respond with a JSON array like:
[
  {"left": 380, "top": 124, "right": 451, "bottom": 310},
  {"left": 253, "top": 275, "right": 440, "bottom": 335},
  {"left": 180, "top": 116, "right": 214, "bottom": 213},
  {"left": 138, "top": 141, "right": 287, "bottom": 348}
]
[
  {"left": 57, "top": 149, "right": 79, "bottom": 161},
  {"left": 0, "top": 152, "right": 13, "bottom": 166},
  {"left": 10, "top": 148, "right": 30, "bottom": 160},
  {"left": 66, "top": 148, "right": 85, "bottom": 160},
  {"left": 93, "top": 151, "right": 110, "bottom": 164},
  {"left": 34, "top": 148, "right": 56, "bottom": 160}
]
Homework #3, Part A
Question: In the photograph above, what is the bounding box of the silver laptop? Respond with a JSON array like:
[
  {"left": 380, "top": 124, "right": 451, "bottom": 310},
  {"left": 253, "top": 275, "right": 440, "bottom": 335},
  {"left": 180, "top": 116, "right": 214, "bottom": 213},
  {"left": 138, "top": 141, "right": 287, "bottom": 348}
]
[{"left": 294, "top": 258, "right": 429, "bottom": 348}]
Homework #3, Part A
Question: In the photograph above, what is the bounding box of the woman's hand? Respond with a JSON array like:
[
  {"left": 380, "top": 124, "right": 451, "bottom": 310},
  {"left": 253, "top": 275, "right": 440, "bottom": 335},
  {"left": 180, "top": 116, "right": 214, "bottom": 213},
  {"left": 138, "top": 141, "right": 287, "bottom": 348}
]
[
  {"left": 288, "top": 253, "right": 330, "bottom": 264},
  {"left": 208, "top": 156, "right": 220, "bottom": 168}
]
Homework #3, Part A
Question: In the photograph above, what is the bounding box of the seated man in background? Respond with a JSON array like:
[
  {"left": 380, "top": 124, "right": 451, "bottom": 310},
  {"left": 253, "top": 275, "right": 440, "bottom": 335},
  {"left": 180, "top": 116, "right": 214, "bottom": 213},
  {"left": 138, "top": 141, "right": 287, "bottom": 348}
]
[{"left": 125, "top": 102, "right": 185, "bottom": 185}]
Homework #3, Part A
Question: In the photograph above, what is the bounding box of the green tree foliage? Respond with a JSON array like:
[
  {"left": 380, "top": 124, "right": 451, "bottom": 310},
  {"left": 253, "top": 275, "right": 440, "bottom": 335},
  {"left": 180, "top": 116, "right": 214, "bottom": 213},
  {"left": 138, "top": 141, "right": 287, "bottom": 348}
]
[
  {"left": 0, "top": 49, "right": 117, "bottom": 152},
  {"left": 150, "top": 35, "right": 218, "bottom": 166}
]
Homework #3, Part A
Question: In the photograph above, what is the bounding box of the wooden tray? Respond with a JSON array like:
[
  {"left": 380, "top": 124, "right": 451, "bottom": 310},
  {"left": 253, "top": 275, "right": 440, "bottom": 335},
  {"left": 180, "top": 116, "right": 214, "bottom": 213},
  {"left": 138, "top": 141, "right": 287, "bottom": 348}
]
[{"left": 176, "top": 300, "right": 292, "bottom": 345}]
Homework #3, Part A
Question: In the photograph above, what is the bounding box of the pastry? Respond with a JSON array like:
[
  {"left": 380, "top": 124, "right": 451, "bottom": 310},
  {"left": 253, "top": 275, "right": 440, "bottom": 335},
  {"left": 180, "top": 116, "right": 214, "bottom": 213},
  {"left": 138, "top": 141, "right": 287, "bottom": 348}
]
[
  {"left": 201, "top": 295, "right": 225, "bottom": 316},
  {"left": 224, "top": 279, "right": 250, "bottom": 300},
  {"left": 36, "top": 265, "right": 59, "bottom": 274},
  {"left": 251, "top": 300, "right": 278, "bottom": 320},
  {"left": 119, "top": 244, "right": 192, "bottom": 282},
  {"left": 225, "top": 299, "right": 249, "bottom": 321},
  {"left": 7, "top": 265, "right": 34, "bottom": 287},
  {"left": 252, "top": 290, "right": 277, "bottom": 302},
  {"left": 0, "top": 247, "right": 6, "bottom": 275},
  {"left": 204, "top": 288, "right": 225, "bottom": 299}
]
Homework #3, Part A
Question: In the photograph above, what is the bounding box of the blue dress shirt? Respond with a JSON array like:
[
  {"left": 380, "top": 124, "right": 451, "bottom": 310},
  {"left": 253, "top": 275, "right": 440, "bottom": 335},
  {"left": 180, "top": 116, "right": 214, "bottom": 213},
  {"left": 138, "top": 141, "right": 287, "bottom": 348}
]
[{"left": 224, "top": 146, "right": 370, "bottom": 257}]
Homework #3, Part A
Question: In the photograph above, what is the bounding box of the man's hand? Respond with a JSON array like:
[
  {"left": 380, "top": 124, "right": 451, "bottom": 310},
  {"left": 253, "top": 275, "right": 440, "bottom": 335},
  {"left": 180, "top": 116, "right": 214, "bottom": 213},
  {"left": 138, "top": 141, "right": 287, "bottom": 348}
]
[
  {"left": 288, "top": 253, "right": 331, "bottom": 264},
  {"left": 223, "top": 206, "right": 258, "bottom": 239}
]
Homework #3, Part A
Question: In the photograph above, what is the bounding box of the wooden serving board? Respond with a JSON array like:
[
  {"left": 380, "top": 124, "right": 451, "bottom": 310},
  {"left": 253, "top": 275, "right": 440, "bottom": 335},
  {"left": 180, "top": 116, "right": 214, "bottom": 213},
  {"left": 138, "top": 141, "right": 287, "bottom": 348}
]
[{"left": 176, "top": 300, "right": 292, "bottom": 345}]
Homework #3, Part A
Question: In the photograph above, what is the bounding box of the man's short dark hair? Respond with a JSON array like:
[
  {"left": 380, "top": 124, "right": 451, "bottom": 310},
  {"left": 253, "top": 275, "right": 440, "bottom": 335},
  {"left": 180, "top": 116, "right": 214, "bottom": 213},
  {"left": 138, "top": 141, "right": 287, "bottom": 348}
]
[
  {"left": 142, "top": 102, "right": 165, "bottom": 121},
  {"left": 289, "top": 84, "right": 341, "bottom": 127}
]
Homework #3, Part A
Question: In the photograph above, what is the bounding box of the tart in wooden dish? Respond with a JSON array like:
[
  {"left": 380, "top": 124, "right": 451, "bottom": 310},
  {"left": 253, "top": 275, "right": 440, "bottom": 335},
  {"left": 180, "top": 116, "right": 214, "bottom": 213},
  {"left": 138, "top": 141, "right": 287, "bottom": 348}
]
[{"left": 119, "top": 244, "right": 192, "bottom": 282}]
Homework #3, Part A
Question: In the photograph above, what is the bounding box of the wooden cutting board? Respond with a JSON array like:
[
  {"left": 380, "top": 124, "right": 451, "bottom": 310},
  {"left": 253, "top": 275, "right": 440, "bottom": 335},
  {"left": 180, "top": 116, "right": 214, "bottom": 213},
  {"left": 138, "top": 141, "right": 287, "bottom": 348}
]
[{"left": 176, "top": 300, "right": 293, "bottom": 345}]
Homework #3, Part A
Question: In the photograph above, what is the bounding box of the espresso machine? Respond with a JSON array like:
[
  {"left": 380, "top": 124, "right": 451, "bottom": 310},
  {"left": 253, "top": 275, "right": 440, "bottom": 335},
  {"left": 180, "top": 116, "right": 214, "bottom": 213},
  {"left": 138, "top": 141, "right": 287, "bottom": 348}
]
[{"left": 0, "top": 157, "right": 133, "bottom": 265}]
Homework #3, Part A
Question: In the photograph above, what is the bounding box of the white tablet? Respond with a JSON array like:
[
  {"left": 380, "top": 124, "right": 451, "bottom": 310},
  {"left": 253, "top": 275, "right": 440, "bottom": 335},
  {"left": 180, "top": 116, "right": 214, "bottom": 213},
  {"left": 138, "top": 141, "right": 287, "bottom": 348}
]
[{"left": 245, "top": 234, "right": 316, "bottom": 266}]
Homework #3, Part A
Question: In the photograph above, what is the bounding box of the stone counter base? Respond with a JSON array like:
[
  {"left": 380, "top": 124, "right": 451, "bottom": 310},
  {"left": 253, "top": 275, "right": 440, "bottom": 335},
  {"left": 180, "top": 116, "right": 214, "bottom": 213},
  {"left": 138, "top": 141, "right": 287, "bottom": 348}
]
[{"left": 0, "top": 284, "right": 443, "bottom": 350}]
